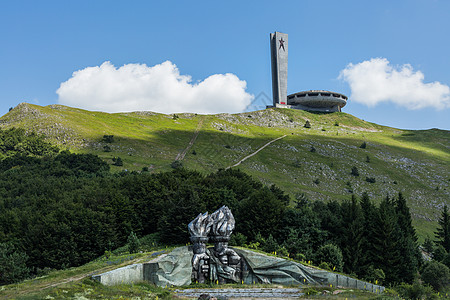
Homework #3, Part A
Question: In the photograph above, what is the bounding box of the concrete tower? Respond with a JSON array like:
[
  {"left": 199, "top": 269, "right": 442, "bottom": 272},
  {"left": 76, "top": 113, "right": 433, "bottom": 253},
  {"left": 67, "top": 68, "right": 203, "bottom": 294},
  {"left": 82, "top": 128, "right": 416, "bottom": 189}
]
[{"left": 270, "top": 32, "right": 288, "bottom": 106}]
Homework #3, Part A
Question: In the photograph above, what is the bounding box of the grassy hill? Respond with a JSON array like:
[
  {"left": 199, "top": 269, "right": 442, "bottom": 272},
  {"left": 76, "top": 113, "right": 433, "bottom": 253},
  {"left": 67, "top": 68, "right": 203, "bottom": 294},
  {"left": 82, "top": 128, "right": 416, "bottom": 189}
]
[{"left": 1, "top": 103, "right": 449, "bottom": 239}]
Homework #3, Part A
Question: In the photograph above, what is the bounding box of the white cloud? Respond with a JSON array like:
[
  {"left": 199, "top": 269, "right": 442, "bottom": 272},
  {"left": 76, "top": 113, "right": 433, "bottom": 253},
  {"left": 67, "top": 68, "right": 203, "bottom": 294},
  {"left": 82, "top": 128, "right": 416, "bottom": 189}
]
[
  {"left": 338, "top": 58, "right": 450, "bottom": 110},
  {"left": 56, "top": 61, "right": 254, "bottom": 114}
]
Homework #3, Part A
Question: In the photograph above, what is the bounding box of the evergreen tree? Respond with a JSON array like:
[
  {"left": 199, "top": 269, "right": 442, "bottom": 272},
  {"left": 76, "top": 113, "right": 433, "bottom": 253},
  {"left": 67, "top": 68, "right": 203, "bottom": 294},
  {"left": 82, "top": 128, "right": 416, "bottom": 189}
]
[
  {"left": 340, "top": 195, "right": 364, "bottom": 274},
  {"left": 394, "top": 192, "right": 420, "bottom": 283},
  {"left": 359, "top": 192, "right": 376, "bottom": 272},
  {"left": 370, "top": 196, "right": 402, "bottom": 283},
  {"left": 435, "top": 204, "right": 450, "bottom": 252},
  {"left": 127, "top": 231, "right": 140, "bottom": 253}
]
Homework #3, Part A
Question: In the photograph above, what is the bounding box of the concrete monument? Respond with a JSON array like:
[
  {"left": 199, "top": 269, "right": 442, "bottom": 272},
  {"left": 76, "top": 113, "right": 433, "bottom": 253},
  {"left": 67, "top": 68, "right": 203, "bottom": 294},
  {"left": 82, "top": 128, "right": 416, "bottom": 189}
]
[
  {"left": 270, "top": 31, "right": 348, "bottom": 112},
  {"left": 270, "top": 32, "right": 289, "bottom": 106}
]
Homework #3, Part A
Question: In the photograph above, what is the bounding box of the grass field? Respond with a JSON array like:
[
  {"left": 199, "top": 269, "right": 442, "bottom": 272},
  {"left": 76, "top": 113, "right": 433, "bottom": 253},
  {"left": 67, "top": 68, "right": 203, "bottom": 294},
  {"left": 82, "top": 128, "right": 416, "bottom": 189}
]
[{"left": 1, "top": 103, "right": 449, "bottom": 240}]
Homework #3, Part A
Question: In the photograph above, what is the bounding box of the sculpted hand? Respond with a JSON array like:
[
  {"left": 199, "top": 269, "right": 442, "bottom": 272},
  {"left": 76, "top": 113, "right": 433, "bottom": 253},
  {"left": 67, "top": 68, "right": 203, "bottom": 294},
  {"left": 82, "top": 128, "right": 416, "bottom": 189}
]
[{"left": 192, "top": 253, "right": 209, "bottom": 270}]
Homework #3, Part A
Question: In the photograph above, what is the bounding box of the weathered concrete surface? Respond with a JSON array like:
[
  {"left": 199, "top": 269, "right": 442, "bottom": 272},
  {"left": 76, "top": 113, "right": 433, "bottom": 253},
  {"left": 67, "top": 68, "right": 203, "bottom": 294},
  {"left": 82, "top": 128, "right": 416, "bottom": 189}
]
[
  {"left": 92, "top": 246, "right": 384, "bottom": 294},
  {"left": 144, "top": 246, "right": 193, "bottom": 287},
  {"left": 92, "top": 263, "right": 143, "bottom": 285}
]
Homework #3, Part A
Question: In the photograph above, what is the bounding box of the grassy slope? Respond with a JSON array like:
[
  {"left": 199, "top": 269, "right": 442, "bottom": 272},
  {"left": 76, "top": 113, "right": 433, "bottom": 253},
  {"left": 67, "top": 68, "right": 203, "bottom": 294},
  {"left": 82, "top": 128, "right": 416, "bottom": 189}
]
[{"left": 1, "top": 103, "right": 449, "bottom": 240}]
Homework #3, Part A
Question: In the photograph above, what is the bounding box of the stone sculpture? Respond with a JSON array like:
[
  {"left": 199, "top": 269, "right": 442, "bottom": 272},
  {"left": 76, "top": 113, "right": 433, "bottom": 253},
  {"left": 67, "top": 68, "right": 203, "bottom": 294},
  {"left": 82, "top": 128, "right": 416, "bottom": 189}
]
[
  {"left": 188, "top": 206, "right": 243, "bottom": 284},
  {"left": 188, "top": 212, "right": 212, "bottom": 283}
]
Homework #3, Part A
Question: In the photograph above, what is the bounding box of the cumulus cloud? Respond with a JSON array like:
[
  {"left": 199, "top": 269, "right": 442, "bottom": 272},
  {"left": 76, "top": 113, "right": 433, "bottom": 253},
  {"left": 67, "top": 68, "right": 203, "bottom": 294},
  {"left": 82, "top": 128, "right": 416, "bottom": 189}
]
[
  {"left": 57, "top": 61, "right": 254, "bottom": 114},
  {"left": 338, "top": 58, "right": 450, "bottom": 109}
]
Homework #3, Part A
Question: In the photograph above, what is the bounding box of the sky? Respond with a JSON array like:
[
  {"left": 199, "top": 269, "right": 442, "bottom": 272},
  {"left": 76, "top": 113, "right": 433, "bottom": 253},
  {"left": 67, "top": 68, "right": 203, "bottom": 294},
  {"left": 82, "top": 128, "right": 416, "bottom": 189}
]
[{"left": 1, "top": 0, "right": 449, "bottom": 130}]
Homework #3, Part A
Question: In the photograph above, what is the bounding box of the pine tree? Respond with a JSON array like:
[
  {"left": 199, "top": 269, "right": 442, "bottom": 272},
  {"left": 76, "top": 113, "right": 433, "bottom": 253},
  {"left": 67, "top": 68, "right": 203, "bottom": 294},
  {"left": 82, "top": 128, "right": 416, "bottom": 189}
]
[
  {"left": 359, "top": 192, "right": 375, "bottom": 272},
  {"left": 435, "top": 205, "right": 450, "bottom": 252},
  {"left": 394, "top": 192, "right": 420, "bottom": 283},
  {"left": 340, "top": 195, "right": 364, "bottom": 274},
  {"left": 370, "top": 196, "right": 402, "bottom": 283}
]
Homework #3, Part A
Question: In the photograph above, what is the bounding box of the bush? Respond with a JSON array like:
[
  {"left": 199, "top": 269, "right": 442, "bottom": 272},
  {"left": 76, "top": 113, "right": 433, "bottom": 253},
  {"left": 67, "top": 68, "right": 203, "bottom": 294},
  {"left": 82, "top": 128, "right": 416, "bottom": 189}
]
[
  {"left": 0, "top": 242, "right": 30, "bottom": 285},
  {"left": 170, "top": 160, "right": 183, "bottom": 169},
  {"left": 351, "top": 166, "right": 359, "bottom": 177},
  {"left": 433, "top": 244, "right": 447, "bottom": 261},
  {"left": 360, "top": 141, "right": 367, "bottom": 149},
  {"left": 103, "top": 145, "right": 112, "bottom": 152},
  {"left": 334, "top": 121, "right": 339, "bottom": 126},
  {"left": 396, "top": 281, "right": 437, "bottom": 300},
  {"left": 315, "top": 244, "right": 344, "bottom": 272},
  {"left": 319, "top": 261, "right": 332, "bottom": 271},
  {"left": 304, "top": 120, "right": 311, "bottom": 128},
  {"left": 310, "top": 146, "right": 316, "bottom": 153},
  {"left": 365, "top": 177, "right": 376, "bottom": 183},
  {"left": 262, "top": 234, "right": 279, "bottom": 253},
  {"left": 112, "top": 156, "right": 123, "bottom": 166},
  {"left": 103, "top": 135, "right": 114, "bottom": 143},
  {"left": 229, "top": 232, "right": 247, "bottom": 247},
  {"left": 364, "top": 266, "right": 385, "bottom": 285},
  {"left": 127, "top": 231, "right": 140, "bottom": 254},
  {"left": 421, "top": 260, "right": 450, "bottom": 292},
  {"left": 365, "top": 155, "right": 370, "bottom": 163}
]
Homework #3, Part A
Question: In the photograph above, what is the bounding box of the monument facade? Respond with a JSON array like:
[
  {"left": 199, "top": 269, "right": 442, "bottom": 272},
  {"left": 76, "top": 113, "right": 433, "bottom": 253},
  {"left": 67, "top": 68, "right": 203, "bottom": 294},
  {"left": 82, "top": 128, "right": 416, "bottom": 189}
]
[{"left": 270, "top": 32, "right": 289, "bottom": 106}]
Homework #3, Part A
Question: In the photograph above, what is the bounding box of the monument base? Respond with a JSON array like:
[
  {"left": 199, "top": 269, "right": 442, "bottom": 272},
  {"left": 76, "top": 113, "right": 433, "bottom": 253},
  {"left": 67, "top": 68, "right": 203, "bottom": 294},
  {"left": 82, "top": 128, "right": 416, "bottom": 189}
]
[{"left": 93, "top": 246, "right": 385, "bottom": 294}]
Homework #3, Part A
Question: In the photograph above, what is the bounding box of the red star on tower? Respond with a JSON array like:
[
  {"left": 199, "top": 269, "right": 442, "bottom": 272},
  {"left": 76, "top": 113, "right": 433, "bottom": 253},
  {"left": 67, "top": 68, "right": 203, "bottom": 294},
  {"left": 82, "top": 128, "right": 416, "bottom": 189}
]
[{"left": 279, "top": 38, "right": 285, "bottom": 51}]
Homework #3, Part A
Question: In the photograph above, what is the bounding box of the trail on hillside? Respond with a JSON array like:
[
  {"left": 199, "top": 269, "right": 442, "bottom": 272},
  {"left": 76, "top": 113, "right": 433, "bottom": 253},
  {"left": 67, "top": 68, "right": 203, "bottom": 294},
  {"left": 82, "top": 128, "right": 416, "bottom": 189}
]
[
  {"left": 226, "top": 135, "right": 287, "bottom": 170},
  {"left": 175, "top": 118, "right": 204, "bottom": 161}
]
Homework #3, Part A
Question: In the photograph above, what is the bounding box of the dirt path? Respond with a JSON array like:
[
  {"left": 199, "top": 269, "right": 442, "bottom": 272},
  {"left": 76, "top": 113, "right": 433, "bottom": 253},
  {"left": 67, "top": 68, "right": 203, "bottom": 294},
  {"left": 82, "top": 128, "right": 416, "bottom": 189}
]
[
  {"left": 175, "top": 118, "right": 204, "bottom": 161},
  {"left": 226, "top": 135, "right": 287, "bottom": 170}
]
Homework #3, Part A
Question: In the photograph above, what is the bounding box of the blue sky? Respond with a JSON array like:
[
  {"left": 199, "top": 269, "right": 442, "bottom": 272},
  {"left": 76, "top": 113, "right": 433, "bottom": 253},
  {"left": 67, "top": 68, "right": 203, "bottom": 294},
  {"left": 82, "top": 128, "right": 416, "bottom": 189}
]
[{"left": 1, "top": 0, "right": 449, "bottom": 130}]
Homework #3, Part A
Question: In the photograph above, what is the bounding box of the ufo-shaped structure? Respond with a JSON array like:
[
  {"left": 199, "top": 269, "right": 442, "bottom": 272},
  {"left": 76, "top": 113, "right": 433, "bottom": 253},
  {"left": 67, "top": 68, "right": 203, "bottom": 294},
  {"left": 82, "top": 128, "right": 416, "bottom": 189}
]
[
  {"left": 286, "top": 90, "right": 347, "bottom": 112},
  {"left": 270, "top": 32, "right": 348, "bottom": 112}
]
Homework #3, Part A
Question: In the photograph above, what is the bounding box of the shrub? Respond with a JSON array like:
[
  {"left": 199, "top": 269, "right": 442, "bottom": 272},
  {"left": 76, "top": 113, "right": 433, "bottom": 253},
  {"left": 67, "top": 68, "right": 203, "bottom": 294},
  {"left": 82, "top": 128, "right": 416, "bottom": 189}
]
[
  {"left": 315, "top": 244, "right": 344, "bottom": 272},
  {"left": 334, "top": 121, "right": 339, "bottom": 126},
  {"left": 319, "top": 261, "right": 332, "bottom": 271},
  {"left": 229, "top": 232, "right": 247, "bottom": 247},
  {"left": 364, "top": 265, "right": 385, "bottom": 285},
  {"left": 304, "top": 120, "right": 311, "bottom": 128},
  {"left": 421, "top": 260, "right": 450, "bottom": 292},
  {"left": 192, "top": 149, "right": 197, "bottom": 155},
  {"left": 103, "top": 145, "right": 112, "bottom": 152},
  {"left": 142, "top": 166, "right": 149, "bottom": 172},
  {"left": 262, "top": 234, "right": 279, "bottom": 253},
  {"left": 351, "top": 166, "right": 359, "bottom": 177},
  {"left": 112, "top": 156, "right": 123, "bottom": 166},
  {"left": 127, "top": 231, "right": 140, "bottom": 254},
  {"left": 310, "top": 146, "right": 316, "bottom": 152},
  {"left": 170, "top": 160, "right": 183, "bottom": 169},
  {"left": 313, "top": 178, "right": 320, "bottom": 185},
  {"left": 276, "top": 246, "right": 289, "bottom": 257},
  {"left": 396, "top": 281, "right": 436, "bottom": 300},
  {"left": 365, "top": 177, "right": 376, "bottom": 183},
  {"left": 360, "top": 141, "right": 367, "bottom": 148},
  {"left": 365, "top": 155, "right": 370, "bottom": 163},
  {"left": 0, "top": 242, "right": 30, "bottom": 285},
  {"left": 103, "top": 135, "right": 114, "bottom": 143}
]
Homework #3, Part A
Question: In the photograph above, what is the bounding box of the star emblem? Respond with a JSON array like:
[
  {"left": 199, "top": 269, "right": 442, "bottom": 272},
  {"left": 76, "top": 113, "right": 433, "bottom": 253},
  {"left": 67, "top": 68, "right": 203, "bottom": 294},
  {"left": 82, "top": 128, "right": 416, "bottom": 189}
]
[{"left": 279, "top": 38, "right": 285, "bottom": 51}]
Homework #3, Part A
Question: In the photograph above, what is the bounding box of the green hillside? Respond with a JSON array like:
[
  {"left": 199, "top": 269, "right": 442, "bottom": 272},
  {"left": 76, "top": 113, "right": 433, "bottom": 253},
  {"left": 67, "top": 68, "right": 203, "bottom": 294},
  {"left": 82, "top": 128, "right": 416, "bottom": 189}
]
[{"left": 1, "top": 103, "right": 449, "bottom": 239}]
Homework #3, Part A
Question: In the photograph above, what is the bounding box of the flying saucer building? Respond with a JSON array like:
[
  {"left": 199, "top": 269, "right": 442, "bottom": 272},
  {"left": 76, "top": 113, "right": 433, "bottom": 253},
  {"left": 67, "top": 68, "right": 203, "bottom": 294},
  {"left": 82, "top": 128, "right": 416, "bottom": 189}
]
[{"left": 270, "top": 32, "right": 347, "bottom": 112}]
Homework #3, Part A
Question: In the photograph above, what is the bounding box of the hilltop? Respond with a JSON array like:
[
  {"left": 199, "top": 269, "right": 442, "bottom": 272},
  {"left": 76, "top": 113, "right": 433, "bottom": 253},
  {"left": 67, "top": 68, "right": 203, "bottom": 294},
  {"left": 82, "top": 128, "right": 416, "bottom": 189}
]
[{"left": 1, "top": 103, "right": 449, "bottom": 238}]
